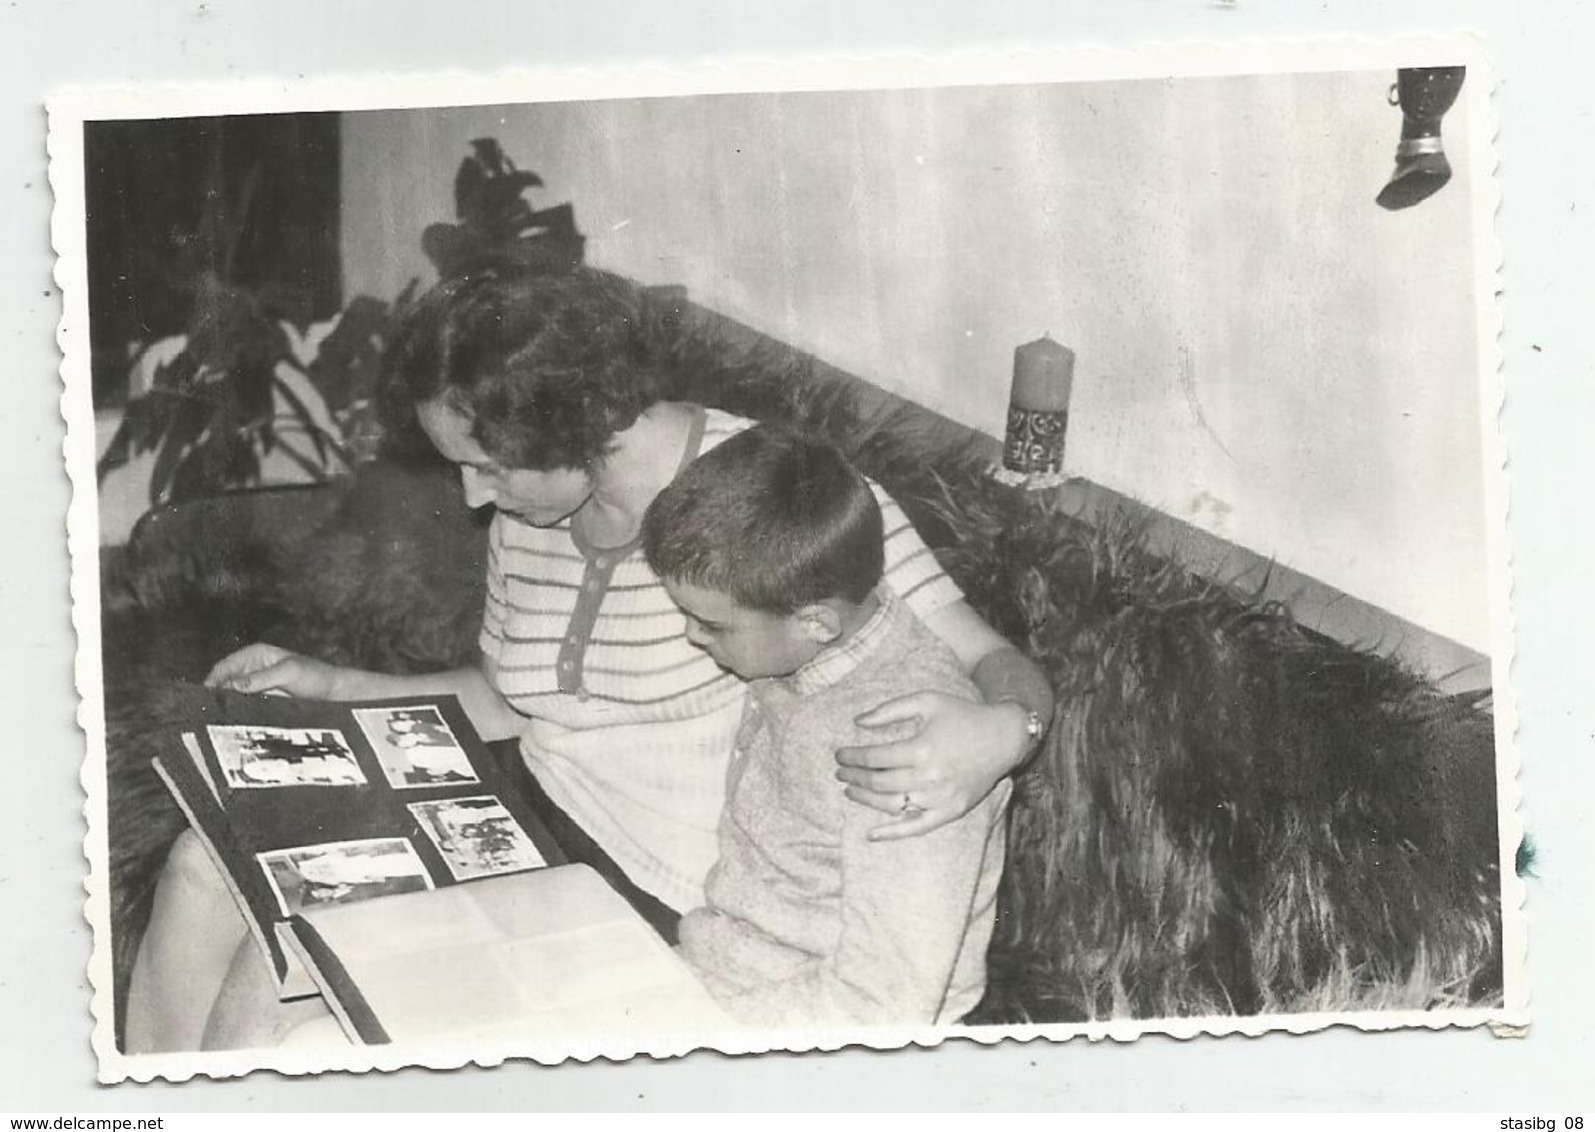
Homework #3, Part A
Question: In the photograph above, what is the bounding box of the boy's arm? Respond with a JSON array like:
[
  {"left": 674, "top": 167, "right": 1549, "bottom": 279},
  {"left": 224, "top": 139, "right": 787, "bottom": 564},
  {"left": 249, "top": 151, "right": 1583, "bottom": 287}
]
[{"left": 720, "top": 716, "right": 1005, "bottom": 1028}]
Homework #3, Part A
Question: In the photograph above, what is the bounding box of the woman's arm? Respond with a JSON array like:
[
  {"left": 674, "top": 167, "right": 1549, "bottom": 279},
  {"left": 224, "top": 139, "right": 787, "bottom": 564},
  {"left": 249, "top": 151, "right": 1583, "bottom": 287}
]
[
  {"left": 205, "top": 644, "right": 527, "bottom": 741},
  {"left": 833, "top": 599, "right": 1053, "bottom": 841}
]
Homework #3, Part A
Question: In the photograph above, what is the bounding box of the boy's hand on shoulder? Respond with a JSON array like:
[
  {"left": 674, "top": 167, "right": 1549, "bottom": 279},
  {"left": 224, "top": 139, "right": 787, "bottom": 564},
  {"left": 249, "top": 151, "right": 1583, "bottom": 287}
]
[{"left": 834, "top": 692, "right": 1022, "bottom": 842}]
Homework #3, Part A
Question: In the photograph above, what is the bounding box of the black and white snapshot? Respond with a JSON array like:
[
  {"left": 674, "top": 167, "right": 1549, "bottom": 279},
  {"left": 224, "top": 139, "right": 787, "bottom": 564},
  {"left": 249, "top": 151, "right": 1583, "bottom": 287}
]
[{"left": 54, "top": 41, "right": 1522, "bottom": 1081}]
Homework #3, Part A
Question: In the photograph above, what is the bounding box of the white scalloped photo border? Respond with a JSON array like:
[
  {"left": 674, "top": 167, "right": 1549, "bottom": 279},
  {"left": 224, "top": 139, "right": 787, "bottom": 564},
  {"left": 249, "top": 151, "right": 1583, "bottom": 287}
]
[{"left": 49, "top": 33, "right": 1523, "bottom": 1085}]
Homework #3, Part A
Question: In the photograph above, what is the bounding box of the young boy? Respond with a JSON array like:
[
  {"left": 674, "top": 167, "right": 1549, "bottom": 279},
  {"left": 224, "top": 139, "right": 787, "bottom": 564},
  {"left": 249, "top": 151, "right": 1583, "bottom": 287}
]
[{"left": 641, "top": 423, "right": 1011, "bottom": 1028}]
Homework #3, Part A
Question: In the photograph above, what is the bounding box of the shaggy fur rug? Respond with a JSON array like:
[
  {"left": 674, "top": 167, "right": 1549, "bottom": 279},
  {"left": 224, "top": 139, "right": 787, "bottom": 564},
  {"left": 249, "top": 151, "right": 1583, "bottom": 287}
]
[{"left": 98, "top": 296, "right": 1501, "bottom": 1044}]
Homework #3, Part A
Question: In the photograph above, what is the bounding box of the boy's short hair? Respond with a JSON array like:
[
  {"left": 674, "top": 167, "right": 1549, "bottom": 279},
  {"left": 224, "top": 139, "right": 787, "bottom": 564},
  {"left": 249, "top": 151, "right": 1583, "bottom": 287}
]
[{"left": 642, "top": 424, "right": 884, "bottom": 614}]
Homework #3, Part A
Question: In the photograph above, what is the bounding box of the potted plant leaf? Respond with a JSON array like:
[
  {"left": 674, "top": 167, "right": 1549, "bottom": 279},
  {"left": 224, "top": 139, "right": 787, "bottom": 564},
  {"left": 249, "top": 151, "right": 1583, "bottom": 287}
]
[{"left": 97, "top": 136, "right": 585, "bottom": 506}]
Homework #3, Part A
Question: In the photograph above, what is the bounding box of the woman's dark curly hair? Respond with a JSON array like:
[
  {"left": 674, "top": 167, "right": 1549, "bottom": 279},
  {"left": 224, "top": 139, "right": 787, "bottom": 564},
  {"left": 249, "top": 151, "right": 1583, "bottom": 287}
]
[{"left": 378, "top": 269, "right": 662, "bottom": 471}]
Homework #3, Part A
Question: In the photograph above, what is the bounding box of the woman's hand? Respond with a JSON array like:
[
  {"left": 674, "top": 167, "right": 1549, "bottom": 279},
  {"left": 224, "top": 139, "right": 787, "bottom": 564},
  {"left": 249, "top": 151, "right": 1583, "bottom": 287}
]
[
  {"left": 204, "top": 643, "right": 355, "bottom": 699},
  {"left": 834, "top": 693, "right": 1032, "bottom": 841}
]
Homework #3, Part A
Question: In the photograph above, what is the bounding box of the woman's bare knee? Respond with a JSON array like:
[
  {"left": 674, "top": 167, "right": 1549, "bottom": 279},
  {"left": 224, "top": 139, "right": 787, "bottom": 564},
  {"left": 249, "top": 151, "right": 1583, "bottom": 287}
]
[
  {"left": 123, "top": 830, "right": 251, "bottom": 1054},
  {"left": 201, "top": 937, "right": 339, "bottom": 1052}
]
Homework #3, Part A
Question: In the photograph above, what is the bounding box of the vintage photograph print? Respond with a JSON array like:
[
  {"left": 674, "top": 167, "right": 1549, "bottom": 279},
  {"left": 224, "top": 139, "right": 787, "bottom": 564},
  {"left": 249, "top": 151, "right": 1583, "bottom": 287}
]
[
  {"left": 58, "top": 39, "right": 1522, "bottom": 1082},
  {"left": 258, "top": 837, "right": 434, "bottom": 917},
  {"left": 208, "top": 724, "right": 366, "bottom": 789},
  {"left": 353, "top": 705, "right": 479, "bottom": 789},
  {"left": 408, "top": 796, "right": 547, "bottom": 881}
]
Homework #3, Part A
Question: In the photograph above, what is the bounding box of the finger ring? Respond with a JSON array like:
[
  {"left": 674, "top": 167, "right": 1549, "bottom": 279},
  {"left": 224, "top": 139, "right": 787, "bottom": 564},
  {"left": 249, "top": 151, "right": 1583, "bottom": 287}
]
[{"left": 899, "top": 792, "right": 924, "bottom": 818}]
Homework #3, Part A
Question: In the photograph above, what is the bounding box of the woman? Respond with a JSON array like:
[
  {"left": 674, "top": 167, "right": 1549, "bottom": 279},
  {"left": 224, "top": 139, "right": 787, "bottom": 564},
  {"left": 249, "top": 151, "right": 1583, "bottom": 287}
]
[{"left": 127, "top": 270, "right": 1053, "bottom": 1051}]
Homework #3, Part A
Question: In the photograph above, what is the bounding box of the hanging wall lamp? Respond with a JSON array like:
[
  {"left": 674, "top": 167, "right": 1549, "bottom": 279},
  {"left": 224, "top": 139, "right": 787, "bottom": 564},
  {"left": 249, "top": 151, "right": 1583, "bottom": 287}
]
[{"left": 1377, "top": 66, "right": 1467, "bottom": 211}]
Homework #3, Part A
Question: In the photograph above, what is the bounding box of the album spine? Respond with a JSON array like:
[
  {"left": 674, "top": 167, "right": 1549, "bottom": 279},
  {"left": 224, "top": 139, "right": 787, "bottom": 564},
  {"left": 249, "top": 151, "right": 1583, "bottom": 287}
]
[{"left": 276, "top": 917, "right": 391, "bottom": 1045}]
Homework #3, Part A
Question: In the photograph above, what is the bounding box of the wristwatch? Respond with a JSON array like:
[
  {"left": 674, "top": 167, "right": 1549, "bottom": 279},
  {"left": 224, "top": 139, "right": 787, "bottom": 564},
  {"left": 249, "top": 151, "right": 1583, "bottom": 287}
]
[
  {"left": 1000, "top": 699, "right": 1046, "bottom": 751},
  {"left": 1019, "top": 707, "right": 1045, "bottom": 748}
]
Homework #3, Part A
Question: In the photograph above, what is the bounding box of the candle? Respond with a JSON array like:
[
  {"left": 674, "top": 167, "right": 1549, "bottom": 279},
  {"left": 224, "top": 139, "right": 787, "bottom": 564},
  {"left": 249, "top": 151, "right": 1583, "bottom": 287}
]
[{"left": 1003, "top": 336, "right": 1075, "bottom": 476}]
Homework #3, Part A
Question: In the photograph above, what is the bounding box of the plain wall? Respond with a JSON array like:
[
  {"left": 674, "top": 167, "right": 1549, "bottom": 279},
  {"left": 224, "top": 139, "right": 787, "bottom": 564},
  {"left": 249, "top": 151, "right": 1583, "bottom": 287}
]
[{"left": 339, "top": 71, "right": 1489, "bottom": 651}]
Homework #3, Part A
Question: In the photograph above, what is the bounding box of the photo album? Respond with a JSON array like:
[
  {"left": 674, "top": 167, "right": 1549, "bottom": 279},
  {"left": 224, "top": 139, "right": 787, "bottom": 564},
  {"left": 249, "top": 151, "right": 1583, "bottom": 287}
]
[
  {"left": 152, "top": 690, "right": 559, "bottom": 998},
  {"left": 150, "top": 688, "right": 730, "bottom": 1050}
]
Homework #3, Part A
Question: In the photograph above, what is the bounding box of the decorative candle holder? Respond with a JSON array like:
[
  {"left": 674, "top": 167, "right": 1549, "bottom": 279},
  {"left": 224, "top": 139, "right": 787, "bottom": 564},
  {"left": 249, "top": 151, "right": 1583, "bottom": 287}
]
[{"left": 994, "top": 335, "right": 1075, "bottom": 489}]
